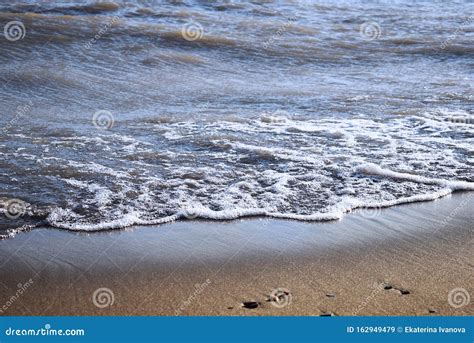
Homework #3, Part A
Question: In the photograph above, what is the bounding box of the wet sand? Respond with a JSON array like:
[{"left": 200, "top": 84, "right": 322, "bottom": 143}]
[{"left": 0, "top": 192, "right": 472, "bottom": 316}]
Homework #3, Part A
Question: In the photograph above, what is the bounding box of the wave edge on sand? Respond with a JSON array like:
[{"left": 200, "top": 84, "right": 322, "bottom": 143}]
[{"left": 36, "top": 163, "right": 473, "bottom": 232}]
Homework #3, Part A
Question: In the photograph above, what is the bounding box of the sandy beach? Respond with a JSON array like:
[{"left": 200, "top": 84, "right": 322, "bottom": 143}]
[{"left": 0, "top": 192, "right": 472, "bottom": 316}]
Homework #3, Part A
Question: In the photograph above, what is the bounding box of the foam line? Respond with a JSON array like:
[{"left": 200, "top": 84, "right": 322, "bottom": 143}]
[
  {"left": 42, "top": 163, "right": 473, "bottom": 232},
  {"left": 357, "top": 163, "right": 474, "bottom": 191}
]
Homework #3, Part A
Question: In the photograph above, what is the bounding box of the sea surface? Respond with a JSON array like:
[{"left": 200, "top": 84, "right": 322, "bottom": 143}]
[{"left": 0, "top": 0, "right": 473, "bottom": 238}]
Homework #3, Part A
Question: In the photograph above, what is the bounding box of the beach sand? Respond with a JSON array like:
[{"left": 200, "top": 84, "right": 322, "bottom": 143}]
[{"left": 0, "top": 192, "right": 472, "bottom": 316}]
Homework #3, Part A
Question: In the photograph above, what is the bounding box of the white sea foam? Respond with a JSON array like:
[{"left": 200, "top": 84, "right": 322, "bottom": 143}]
[
  {"left": 44, "top": 161, "right": 473, "bottom": 231},
  {"left": 47, "top": 208, "right": 180, "bottom": 231},
  {"left": 357, "top": 163, "right": 474, "bottom": 191},
  {"left": 4, "top": 110, "right": 473, "bottom": 234},
  {"left": 45, "top": 188, "right": 457, "bottom": 231}
]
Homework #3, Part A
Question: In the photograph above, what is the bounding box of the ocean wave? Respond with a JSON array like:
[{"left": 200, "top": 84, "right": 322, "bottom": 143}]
[
  {"left": 35, "top": 163, "right": 474, "bottom": 232},
  {"left": 2, "top": 108, "right": 473, "bottom": 239},
  {"left": 357, "top": 163, "right": 474, "bottom": 191},
  {"left": 1, "top": 0, "right": 473, "bottom": 240}
]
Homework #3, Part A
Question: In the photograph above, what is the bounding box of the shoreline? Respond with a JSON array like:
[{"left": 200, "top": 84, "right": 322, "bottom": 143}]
[
  {"left": 3, "top": 188, "right": 473, "bottom": 240},
  {"left": 0, "top": 192, "right": 472, "bottom": 316}
]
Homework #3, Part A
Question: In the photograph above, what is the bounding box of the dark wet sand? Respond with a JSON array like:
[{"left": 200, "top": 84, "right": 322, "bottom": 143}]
[{"left": 0, "top": 192, "right": 472, "bottom": 316}]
